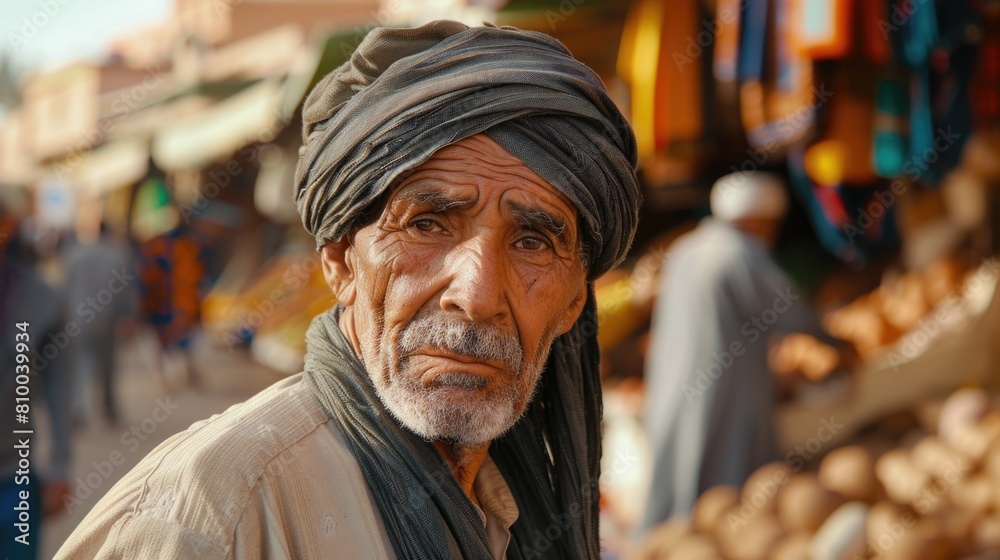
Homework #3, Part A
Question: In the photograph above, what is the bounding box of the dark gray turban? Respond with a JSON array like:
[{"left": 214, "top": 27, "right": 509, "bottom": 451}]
[
  {"left": 294, "top": 19, "right": 639, "bottom": 278},
  {"left": 295, "top": 20, "right": 641, "bottom": 560}
]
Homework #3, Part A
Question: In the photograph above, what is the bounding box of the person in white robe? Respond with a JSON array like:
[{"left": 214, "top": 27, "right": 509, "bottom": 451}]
[{"left": 640, "top": 172, "right": 830, "bottom": 531}]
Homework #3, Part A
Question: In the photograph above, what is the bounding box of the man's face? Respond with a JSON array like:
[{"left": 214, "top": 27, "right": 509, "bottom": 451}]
[{"left": 327, "top": 134, "right": 588, "bottom": 446}]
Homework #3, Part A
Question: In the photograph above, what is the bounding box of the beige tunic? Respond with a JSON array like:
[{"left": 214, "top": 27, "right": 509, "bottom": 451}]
[{"left": 55, "top": 375, "right": 520, "bottom": 559}]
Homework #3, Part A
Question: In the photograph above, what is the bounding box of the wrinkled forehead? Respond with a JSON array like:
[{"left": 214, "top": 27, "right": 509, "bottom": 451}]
[
  {"left": 393, "top": 134, "right": 580, "bottom": 215},
  {"left": 294, "top": 23, "right": 639, "bottom": 280}
]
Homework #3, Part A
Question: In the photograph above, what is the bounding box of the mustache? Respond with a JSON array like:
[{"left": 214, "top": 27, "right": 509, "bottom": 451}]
[{"left": 398, "top": 314, "right": 524, "bottom": 373}]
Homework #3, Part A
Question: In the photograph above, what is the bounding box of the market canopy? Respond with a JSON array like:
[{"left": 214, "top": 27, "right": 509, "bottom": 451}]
[
  {"left": 151, "top": 78, "right": 286, "bottom": 170},
  {"left": 66, "top": 138, "right": 148, "bottom": 197}
]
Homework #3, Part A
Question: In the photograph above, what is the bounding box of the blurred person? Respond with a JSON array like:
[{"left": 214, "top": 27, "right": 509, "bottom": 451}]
[
  {"left": 639, "top": 172, "right": 839, "bottom": 531},
  {"left": 63, "top": 221, "right": 133, "bottom": 426},
  {"left": 137, "top": 219, "right": 205, "bottom": 390},
  {"left": 1, "top": 209, "right": 73, "bottom": 560},
  {"left": 56, "top": 21, "right": 640, "bottom": 559}
]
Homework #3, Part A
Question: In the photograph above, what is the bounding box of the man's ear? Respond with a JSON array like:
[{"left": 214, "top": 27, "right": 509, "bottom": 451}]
[
  {"left": 320, "top": 240, "right": 357, "bottom": 306},
  {"left": 556, "top": 279, "right": 589, "bottom": 336}
]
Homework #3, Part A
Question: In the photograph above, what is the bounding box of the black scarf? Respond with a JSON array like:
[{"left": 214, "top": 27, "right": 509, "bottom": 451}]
[{"left": 304, "top": 297, "right": 603, "bottom": 560}]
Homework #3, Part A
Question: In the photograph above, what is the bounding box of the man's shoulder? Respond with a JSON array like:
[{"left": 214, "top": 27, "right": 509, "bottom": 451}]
[
  {"left": 177, "top": 373, "right": 330, "bottom": 463},
  {"left": 58, "top": 374, "right": 342, "bottom": 558},
  {"left": 137, "top": 374, "right": 332, "bottom": 498},
  {"left": 178, "top": 373, "right": 330, "bottom": 456}
]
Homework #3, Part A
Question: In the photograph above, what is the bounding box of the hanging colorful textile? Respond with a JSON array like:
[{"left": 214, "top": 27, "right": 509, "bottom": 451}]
[
  {"left": 805, "top": 59, "right": 879, "bottom": 187},
  {"left": 971, "top": 5, "right": 1000, "bottom": 124},
  {"left": 738, "top": 0, "right": 816, "bottom": 153},
  {"left": 789, "top": 146, "right": 900, "bottom": 266},
  {"left": 869, "top": 0, "right": 909, "bottom": 178},
  {"left": 617, "top": 0, "right": 707, "bottom": 160},
  {"left": 872, "top": 75, "right": 910, "bottom": 178},
  {"left": 713, "top": 0, "right": 743, "bottom": 87},
  {"left": 787, "top": 0, "right": 898, "bottom": 264},
  {"left": 925, "top": 0, "right": 982, "bottom": 179},
  {"left": 789, "top": 0, "right": 853, "bottom": 59},
  {"left": 888, "top": 0, "right": 938, "bottom": 182}
]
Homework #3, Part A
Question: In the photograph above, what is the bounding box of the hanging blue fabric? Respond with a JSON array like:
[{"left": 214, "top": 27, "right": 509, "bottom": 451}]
[
  {"left": 872, "top": 76, "right": 910, "bottom": 178},
  {"left": 893, "top": 0, "right": 938, "bottom": 183},
  {"left": 909, "top": 65, "right": 937, "bottom": 182},
  {"left": 737, "top": 0, "right": 769, "bottom": 83},
  {"left": 737, "top": 0, "right": 813, "bottom": 149},
  {"left": 900, "top": 0, "right": 937, "bottom": 66},
  {"left": 774, "top": 0, "right": 797, "bottom": 91},
  {"left": 788, "top": 146, "right": 900, "bottom": 265},
  {"left": 925, "top": 0, "right": 982, "bottom": 178}
]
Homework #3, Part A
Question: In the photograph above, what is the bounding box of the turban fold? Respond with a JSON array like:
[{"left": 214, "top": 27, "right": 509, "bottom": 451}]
[
  {"left": 294, "top": 19, "right": 640, "bottom": 278},
  {"left": 296, "top": 20, "right": 641, "bottom": 560}
]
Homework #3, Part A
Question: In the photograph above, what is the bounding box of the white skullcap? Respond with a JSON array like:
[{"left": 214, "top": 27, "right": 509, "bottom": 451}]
[{"left": 709, "top": 171, "right": 789, "bottom": 222}]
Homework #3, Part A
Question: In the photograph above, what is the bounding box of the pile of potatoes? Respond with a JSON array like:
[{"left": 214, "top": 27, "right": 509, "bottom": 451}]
[
  {"left": 823, "top": 257, "right": 968, "bottom": 360},
  {"left": 632, "top": 388, "right": 1000, "bottom": 559}
]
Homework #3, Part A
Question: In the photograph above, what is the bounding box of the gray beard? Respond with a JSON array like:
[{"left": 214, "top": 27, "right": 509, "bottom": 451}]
[{"left": 371, "top": 314, "right": 554, "bottom": 445}]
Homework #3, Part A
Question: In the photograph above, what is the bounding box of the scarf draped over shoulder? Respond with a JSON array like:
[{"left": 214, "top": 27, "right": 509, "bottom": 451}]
[{"left": 296, "top": 20, "right": 641, "bottom": 560}]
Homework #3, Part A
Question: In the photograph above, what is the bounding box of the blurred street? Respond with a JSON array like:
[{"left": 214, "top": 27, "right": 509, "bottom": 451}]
[{"left": 37, "top": 330, "right": 281, "bottom": 559}]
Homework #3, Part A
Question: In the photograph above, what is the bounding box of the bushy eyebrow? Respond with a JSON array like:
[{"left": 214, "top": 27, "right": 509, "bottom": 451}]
[
  {"left": 393, "top": 186, "right": 473, "bottom": 213},
  {"left": 391, "top": 184, "right": 575, "bottom": 249},
  {"left": 510, "top": 202, "right": 570, "bottom": 248}
]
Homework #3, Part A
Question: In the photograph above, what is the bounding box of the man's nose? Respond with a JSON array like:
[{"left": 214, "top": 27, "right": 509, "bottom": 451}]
[{"left": 439, "top": 236, "right": 510, "bottom": 324}]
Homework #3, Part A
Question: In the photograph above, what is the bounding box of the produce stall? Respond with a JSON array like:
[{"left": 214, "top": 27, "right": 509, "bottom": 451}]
[
  {"left": 598, "top": 254, "right": 1000, "bottom": 558},
  {"left": 203, "top": 249, "right": 334, "bottom": 374},
  {"left": 633, "top": 379, "right": 1000, "bottom": 560},
  {"left": 779, "top": 259, "right": 1000, "bottom": 450}
]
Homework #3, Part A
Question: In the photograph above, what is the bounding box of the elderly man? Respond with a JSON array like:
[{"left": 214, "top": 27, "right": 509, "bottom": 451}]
[
  {"left": 639, "top": 172, "right": 832, "bottom": 532},
  {"left": 57, "top": 21, "right": 639, "bottom": 560}
]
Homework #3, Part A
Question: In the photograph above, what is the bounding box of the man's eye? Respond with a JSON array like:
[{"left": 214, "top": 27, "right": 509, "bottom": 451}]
[
  {"left": 411, "top": 218, "right": 437, "bottom": 232},
  {"left": 515, "top": 236, "right": 549, "bottom": 251}
]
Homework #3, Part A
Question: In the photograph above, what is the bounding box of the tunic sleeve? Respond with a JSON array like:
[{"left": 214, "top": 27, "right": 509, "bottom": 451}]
[{"left": 56, "top": 513, "right": 227, "bottom": 560}]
